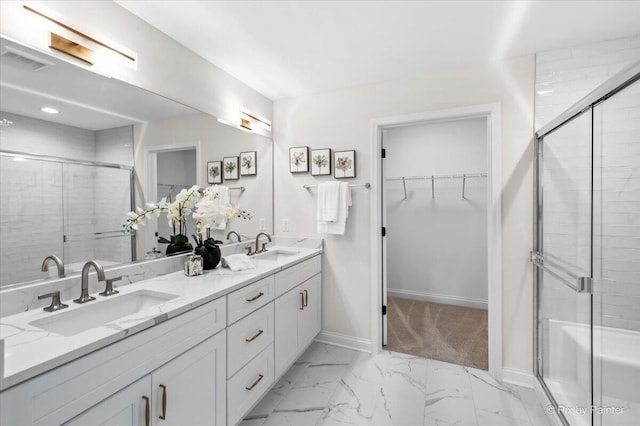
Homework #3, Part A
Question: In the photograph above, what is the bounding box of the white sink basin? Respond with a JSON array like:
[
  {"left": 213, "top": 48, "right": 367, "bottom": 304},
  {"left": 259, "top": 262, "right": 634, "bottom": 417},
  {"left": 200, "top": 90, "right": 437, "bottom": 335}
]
[
  {"left": 253, "top": 248, "right": 299, "bottom": 262},
  {"left": 29, "top": 290, "right": 178, "bottom": 336}
]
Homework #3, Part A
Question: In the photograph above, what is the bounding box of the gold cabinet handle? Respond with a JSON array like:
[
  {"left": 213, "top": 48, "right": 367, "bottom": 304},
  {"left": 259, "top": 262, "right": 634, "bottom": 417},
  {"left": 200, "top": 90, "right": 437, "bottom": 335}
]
[
  {"left": 303, "top": 289, "right": 308, "bottom": 307},
  {"left": 245, "top": 329, "right": 264, "bottom": 342},
  {"left": 246, "top": 292, "right": 264, "bottom": 302},
  {"left": 159, "top": 384, "right": 167, "bottom": 420},
  {"left": 300, "top": 292, "right": 304, "bottom": 310},
  {"left": 142, "top": 395, "right": 150, "bottom": 426},
  {"left": 245, "top": 374, "right": 264, "bottom": 391}
]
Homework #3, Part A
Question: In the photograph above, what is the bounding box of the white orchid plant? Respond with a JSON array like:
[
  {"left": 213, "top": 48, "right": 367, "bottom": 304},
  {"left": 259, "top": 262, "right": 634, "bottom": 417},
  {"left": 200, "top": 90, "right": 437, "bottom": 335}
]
[{"left": 124, "top": 185, "right": 250, "bottom": 247}]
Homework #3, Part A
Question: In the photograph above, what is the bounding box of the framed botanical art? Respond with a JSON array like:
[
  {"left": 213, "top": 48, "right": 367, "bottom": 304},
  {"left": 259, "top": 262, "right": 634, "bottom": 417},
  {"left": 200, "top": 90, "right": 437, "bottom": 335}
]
[
  {"left": 289, "top": 146, "right": 309, "bottom": 173},
  {"left": 334, "top": 150, "right": 356, "bottom": 178},
  {"left": 310, "top": 148, "right": 331, "bottom": 176},
  {"left": 207, "top": 161, "right": 223, "bottom": 184},
  {"left": 223, "top": 156, "right": 239, "bottom": 180},
  {"left": 240, "top": 151, "right": 257, "bottom": 176}
]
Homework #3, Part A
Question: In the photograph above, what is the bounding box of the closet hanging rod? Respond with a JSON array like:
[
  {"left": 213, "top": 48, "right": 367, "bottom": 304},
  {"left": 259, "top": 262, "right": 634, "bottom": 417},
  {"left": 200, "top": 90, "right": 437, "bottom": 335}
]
[
  {"left": 303, "top": 182, "right": 371, "bottom": 190},
  {"left": 387, "top": 172, "right": 487, "bottom": 181}
]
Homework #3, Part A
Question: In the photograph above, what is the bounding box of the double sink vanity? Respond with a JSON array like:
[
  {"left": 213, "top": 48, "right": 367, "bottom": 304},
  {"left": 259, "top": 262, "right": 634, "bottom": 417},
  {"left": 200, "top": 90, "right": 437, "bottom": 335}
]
[{"left": 0, "top": 237, "right": 323, "bottom": 426}]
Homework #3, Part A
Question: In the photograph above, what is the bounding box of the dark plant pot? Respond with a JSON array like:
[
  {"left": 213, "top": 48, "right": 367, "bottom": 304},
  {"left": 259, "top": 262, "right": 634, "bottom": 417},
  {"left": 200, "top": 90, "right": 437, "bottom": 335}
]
[
  {"left": 195, "top": 241, "right": 221, "bottom": 270},
  {"left": 166, "top": 243, "right": 193, "bottom": 256}
]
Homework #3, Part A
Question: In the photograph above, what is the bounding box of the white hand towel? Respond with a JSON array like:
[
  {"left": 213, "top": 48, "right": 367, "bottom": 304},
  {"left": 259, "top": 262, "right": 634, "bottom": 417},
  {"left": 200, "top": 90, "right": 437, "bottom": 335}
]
[
  {"left": 212, "top": 185, "right": 231, "bottom": 230},
  {"left": 317, "top": 182, "right": 352, "bottom": 235},
  {"left": 317, "top": 181, "right": 341, "bottom": 222},
  {"left": 221, "top": 254, "right": 256, "bottom": 271}
]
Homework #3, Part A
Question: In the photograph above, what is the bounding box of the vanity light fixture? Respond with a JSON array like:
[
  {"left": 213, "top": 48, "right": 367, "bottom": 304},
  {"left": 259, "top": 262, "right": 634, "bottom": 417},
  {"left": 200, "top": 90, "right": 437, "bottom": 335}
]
[
  {"left": 240, "top": 118, "right": 253, "bottom": 131},
  {"left": 240, "top": 109, "right": 272, "bottom": 132},
  {"left": 24, "top": 5, "right": 136, "bottom": 64},
  {"left": 217, "top": 118, "right": 253, "bottom": 133},
  {"left": 49, "top": 32, "right": 95, "bottom": 65},
  {"left": 41, "top": 107, "right": 59, "bottom": 114}
]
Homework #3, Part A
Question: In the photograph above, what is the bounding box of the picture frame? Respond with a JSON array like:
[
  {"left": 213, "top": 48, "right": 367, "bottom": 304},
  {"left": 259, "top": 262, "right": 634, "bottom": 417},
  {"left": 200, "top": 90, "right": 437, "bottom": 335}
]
[
  {"left": 310, "top": 148, "right": 332, "bottom": 176},
  {"left": 222, "top": 156, "right": 239, "bottom": 180},
  {"left": 289, "top": 146, "right": 309, "bottom": 173},
  {"left": 239, "top": 151, "right": 257, "bottom": 176},
  {"left": 206, "top": 161, "right": 223, "bottom": 184},
  {"left": 334, "top": 150, "right": 356, "bottom": 178}
]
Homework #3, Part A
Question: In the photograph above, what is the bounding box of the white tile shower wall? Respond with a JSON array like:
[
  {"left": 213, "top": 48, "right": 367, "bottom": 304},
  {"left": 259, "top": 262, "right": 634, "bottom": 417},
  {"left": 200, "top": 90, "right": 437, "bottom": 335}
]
[
  {"left": 535, "top": 35, "right": 640, "bottom": 130},
  {"left": 593, "top": 80, "right": 640, "bottom": 331},
  {"left": 535, "top": 36, "right": 640, "bottom": 332}
]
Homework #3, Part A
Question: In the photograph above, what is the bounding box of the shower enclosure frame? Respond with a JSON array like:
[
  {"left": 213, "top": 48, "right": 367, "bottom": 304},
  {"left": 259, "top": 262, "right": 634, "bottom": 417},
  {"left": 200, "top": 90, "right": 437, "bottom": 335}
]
[
  {"left": 532, "top": 61, "right": 640, "bottom": 426},
  {"left": 0, "top": 149, "right": 137, "bottom": 274}
]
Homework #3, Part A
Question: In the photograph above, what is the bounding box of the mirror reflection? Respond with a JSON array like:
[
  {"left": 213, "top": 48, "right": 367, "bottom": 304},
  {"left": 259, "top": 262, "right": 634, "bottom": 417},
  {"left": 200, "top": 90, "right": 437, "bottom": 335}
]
[{"left": 0, "top": 36, "right": 273, "bottom": 289}]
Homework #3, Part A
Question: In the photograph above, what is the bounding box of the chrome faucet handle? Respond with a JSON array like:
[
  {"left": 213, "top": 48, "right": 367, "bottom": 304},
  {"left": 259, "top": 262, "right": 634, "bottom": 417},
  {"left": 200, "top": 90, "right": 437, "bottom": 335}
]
[
  {"left": 38, "top": 291, "right": 68, "bottom": 312},
  {"left": 245, "top": 245, "right": 255, "bottom": 256},
  {"left": 99, "top": 276, "right": 122, "bottom": 297}
]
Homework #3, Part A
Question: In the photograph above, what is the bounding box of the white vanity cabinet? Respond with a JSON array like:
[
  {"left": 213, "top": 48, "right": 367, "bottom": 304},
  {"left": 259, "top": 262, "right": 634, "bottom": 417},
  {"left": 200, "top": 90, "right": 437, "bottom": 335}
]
[
  {"left": 274, "top": 273, "right": 321, "bottom": 378},
  {"left": 65, "top": 331, "right": 226, "bottom": 426},
  {"left": 274, "top": 256, "right": 322, "bottom": 378}
]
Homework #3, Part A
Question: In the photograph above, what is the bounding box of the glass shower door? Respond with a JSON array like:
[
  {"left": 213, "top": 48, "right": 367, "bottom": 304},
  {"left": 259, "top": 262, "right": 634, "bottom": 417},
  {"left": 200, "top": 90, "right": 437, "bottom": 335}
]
[{"left": 536, "top": 109, "right": 594, "bottom": 426}]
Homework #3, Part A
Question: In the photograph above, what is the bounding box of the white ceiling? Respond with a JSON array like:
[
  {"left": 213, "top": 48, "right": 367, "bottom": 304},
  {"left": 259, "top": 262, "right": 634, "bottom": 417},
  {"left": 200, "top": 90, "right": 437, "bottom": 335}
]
[
  {"left": 0, "top": 37, "right": 197, "bottom": 131},
  {"left": 117, "top": 0, "right": 640, "bottom": 100}
]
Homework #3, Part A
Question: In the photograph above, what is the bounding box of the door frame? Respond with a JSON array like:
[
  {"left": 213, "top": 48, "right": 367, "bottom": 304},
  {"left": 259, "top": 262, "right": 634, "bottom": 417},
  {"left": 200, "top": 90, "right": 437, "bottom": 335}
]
[
  {"left": 142, "top": 142, "right": 202, "bottom": 255},
  {"left": 369, "top": 103, "right": 503, "bottom": 379}
]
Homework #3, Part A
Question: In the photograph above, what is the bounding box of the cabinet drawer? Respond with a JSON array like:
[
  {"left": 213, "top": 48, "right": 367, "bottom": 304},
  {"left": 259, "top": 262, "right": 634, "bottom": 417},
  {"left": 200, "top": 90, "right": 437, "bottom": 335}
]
[
  {"left": 227, "top": 275, "right": 275, "bottom": 324},
  {"left": 274, "top": 255, "right": 321, "bottom": 297},
  {"left": 227, "top": 344, "right": 274, "bottom": 426},
  {"left": 227, "top": 302, "right": 274, "bottom": 378}
]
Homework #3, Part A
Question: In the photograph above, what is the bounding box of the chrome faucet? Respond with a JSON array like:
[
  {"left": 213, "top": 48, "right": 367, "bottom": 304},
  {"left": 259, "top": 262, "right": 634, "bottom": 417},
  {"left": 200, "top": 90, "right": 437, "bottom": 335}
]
[
  {"left": 254, "top": 232, "right": 272, "bottom": 254},
  {"left": 226, "top": 230, "right": 242, "bottom": 242},
  {"left": 41, "top": 255, "right": 65, "bottom": 278},
  {"left": 74, "top": 260, "right": 105, "bottom": 304}
]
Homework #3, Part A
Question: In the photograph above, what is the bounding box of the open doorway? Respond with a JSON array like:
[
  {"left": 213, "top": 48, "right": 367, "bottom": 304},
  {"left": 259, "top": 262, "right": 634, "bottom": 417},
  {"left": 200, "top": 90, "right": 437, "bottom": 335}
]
[
  {"left": 382, "top": 117, "right": 489, "bottom": 370},
  {"left": 370, "top": 103, "right": 502, "bottom": 378},
  {"left": 143, "top": 143, "right": 201, "bottom": 256}
]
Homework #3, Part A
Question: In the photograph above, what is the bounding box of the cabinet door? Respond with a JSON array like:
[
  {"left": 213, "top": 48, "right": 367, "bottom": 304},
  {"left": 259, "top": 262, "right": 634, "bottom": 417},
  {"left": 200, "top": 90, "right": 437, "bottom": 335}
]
[
  {"left": 151, "top": 331, "right": 226, "bottom": 426},
  {"left": 274, "top": 285, "right": 303, "bottom": 378},
  {"left": 300, "top": 273, "right": 322, "bottom": 347},
  {"left": 64, "top": 377, "right": 151, "bottom": 426}
]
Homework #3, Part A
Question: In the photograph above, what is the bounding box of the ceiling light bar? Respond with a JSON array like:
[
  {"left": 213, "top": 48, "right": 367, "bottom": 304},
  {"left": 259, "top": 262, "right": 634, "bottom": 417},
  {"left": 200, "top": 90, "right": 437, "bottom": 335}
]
[{"left": 241, "top": 109, "right": 272, "bottom": 131}]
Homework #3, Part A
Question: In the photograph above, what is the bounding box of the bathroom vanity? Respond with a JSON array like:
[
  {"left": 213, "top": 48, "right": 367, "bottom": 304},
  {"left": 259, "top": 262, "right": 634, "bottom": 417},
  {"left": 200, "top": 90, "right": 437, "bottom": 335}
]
[{"left": 0, "top": 241, "right": 322, "bottom": 426}]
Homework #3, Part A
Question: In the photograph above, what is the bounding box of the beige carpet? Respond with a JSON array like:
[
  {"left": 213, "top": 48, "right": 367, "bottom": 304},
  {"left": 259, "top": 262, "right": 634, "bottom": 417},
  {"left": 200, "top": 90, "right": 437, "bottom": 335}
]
[{"left": 385, "top": 296, "right": 488, "bottom": 370}]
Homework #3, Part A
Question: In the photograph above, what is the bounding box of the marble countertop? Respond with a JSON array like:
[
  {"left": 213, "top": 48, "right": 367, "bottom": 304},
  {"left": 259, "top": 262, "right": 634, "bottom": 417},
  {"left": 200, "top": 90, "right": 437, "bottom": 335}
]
[{"left": 0, "top": 239, "right": 322, "bottom": 391}]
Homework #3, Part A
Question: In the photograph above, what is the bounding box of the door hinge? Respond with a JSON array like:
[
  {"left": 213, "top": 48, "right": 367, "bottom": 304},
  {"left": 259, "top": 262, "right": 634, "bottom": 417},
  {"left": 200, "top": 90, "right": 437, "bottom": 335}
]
[
  {"left": 382, "top": 305, "right": 387, "bottom": 315},
  {"left": 381, "top": 227, "right": 386, "bottom": 237},
  {"left": 381, "top": 148, "right": 386, "bottom": 159}
]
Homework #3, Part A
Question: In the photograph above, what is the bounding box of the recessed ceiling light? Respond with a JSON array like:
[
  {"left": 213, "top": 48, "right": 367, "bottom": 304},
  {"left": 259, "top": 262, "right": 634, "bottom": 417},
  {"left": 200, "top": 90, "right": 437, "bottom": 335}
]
[{"left": 41, "top": 107, "right": 59, "bottom": 114}]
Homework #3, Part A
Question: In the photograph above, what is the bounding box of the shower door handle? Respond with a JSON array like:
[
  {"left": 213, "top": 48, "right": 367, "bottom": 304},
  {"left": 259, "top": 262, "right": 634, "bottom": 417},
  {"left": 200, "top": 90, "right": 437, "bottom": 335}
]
[{"left": 530, "top": 251, "right": 592, "bottom": 294}]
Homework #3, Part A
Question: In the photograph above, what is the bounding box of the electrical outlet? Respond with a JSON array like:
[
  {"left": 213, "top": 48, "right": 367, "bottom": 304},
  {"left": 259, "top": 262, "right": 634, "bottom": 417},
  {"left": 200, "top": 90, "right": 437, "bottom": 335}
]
[
  {"left": 259, "top": 218, "right": 266, "bottom": 231},
  {"left": 282, "top": 218, "right": 289, "bottom": 232}
]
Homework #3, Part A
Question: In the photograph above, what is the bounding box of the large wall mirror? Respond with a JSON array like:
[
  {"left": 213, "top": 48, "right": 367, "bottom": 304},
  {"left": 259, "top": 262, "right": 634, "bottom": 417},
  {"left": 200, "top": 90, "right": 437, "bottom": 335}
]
[{"left": 0, "top": 36, "right": 273, "bottom": 289}]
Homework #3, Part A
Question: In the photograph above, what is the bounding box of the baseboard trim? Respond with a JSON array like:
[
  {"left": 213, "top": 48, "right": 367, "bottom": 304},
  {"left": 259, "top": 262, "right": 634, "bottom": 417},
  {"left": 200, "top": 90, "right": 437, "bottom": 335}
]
[
  {"left": 387, "top": 288, "right": 488, "bottom": 310},
  {"left": 315, "top": 331, "right": 371, "bottom": 353},
  {"left": 502, "top": 367, "right": 534, "bottom": 388}
]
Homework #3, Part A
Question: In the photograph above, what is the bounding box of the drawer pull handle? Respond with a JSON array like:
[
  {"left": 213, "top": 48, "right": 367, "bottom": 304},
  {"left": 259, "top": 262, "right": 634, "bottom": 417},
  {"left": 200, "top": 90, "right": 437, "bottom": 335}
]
[
  {"left": 300, "top": 292, "right": 304, "bottom": 310},
  {"left": 303, "top": 289, "right": 308, "bottom": 307},
  {"left": 246, "top": 292, "right": 264, "bottom": 302},
  {"left": 246, "top": 329, "right": 264, "bottom": 342},
  {"left": 159, "top": 384, "right": 167, "bottom": 420},
  {"left": 245, "top": 374, "right": 264, "bottom": 391},
  {"left": 142, "top": 395, "right": 150, "bottom": 426}
]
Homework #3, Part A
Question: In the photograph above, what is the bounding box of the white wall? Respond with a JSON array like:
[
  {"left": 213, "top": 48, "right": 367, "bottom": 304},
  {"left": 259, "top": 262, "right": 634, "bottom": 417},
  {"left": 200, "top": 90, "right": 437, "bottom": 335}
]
[
  {"left": 273, "top": 55, "right": 535, "bottom": 371},
  {"left": 384, "top": 118, "right": 488, "bottom": 308},
  {"left": 0, "top": 0, "right": 272, "bottom": 130}
]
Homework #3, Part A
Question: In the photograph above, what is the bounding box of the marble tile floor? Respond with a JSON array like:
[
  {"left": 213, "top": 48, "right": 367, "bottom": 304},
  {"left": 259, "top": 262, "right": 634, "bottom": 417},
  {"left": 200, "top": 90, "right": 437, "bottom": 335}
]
[{"left": 240, "top": 342, "right": 551, "bottom": 426}]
